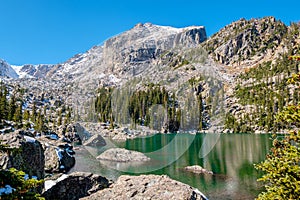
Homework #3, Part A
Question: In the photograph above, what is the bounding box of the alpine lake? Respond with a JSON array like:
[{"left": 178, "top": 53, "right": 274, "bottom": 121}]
[{"left": 70, "top": 133, "right": 273, "bottom": 200}]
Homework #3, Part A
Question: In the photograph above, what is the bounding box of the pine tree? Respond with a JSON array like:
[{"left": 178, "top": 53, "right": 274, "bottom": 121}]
[
  {"left": 34, "top": 111, "right": 44, "bottom": 132},
  {"left": 13, "top": 102, "right": 23, "bottom": 125},
  {"left": 8, "top": 94, "right": 17, "bottom": 121},
  {"left": 255, "top": 73, "right": 300, "bottom": 199},
  {"left": 31, "top": 102, "right": 37, "bottom": 122},
  {"left": 23, "top": 109, "right": 30, "bottom": 121},
  {"left": 0, "top": 87, "right": 8, "bottom": 120}
]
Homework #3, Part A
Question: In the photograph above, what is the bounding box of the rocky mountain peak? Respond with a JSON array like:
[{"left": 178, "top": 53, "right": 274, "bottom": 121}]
[
  {"left": 133, "top": 22, "right": 153, "bottom": 29},
  {"left": 0, "top": 59, "right": 18, "bottom": 79},
  {"left": 46, "top": 23, "right": 207, "bottom": 82},
  {"left": 12, "top": 64, "right": 55, "bottom": 78},
  {"left": 204, "top": 16, "right": 288, "bottom": 67},
  {"left": 102, "top": 23, "right": 206, "bottom": 73}
]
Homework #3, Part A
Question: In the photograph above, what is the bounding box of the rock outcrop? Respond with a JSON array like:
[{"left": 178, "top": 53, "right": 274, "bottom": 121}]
[
  {"left": 184, "top": 165, "right": 213, "bottom": 175},
  {"left": 204, "top": 17, "right": 287, "bottom": 67},
  {"left": 43, "top": 172, "right": 110, "bottom": 200},
  {"left": 40, "top": 139, "right": 75, "bottom": 173},
  {"left": 103, "top": 23, "right": 206, "bottom": 70},
  {"left": 81, "top": 174, "right": 207, "bottom": 200},
  {"left": 56, "top": 123, "right": 82, "bottom": 144},
  {"left": 12, "top": 64, "right": 55, "bottom": 78},
  {"left": 97, "top": 148, "right": 150, "bottom": 162},
  {"left": 0, "top": 59, "right": 19, "bottom": 78},
  {"left": 83, "top": 133, "right": 106, "bottom": 147},
  {"left": 0, "top": 132, "right": 45, "bottom": 179}
]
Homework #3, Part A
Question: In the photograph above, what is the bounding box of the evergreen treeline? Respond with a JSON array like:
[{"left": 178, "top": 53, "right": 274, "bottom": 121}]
[
  {"left": 128, "top": 84, "right": 182, "bottom": 132},
  {"left": 0, "top": 82, "right": 23, "bottom": 127},
  {"left": 225, "top": 53, "right": 300, "bottom": 132},
  {"left": 94, "top": 84, "right": 184, "bottom": 132},
  {"left": 93, "top": 81, "right": 212, "bottom": 133},
  {"left": 95, "top": 87, "right": 114, "bottom": 124},
  {"left": 0, "top": 82, "right": 72, "bottom": 132}
]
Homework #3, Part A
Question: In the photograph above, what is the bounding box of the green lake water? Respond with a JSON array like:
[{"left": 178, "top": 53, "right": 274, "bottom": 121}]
[{"left": 70, "top": 133, "right": 272, "bottom": 200}]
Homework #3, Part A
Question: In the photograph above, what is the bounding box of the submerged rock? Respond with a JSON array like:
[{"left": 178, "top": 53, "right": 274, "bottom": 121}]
[
  {"left": 97, "top": 148, "right": 150, "bottom": 162},
  {"left": 43, "top": 172, "right": 110, "bottom": 200},
  {"left": 184, "top": 165, "right": 213, "bottom": 174},
  {"left": 81, "top": 174, "right": 207, "bottom": 200}
]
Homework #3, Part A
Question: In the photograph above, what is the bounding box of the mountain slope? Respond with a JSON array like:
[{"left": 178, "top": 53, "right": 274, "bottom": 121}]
[
  {"left": 12, "top": 64, "right": 55, "bottom": 78},
  {"left": 46, "top": 23, "right": 207, "bottom": 82},
  {"left": 204, "top": 17, "right": 288, "bottom": 68},
  {"left": 3, "top": 18, "right": 299, "bottom": 133},
  {"left": 0, "top": 59, "right": 18, "bottom": 79}
]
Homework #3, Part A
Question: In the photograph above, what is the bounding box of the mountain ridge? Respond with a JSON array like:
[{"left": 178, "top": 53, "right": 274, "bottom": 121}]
[{"left": 1, "top": 17, "right": 299, "bottom": 133}]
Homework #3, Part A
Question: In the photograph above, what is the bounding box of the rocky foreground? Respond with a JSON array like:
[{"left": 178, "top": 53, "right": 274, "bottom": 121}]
[
  {"left": 43, "top": 172, "right": 207, "bottom": 200},
  {"left": 0, "top": 122, "right": 209, "bottom": 200}
]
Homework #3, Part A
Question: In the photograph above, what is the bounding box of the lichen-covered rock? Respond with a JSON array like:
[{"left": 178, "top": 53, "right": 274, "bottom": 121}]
[
  {"left": 81, "top": 174, "right": 206, "bottom": 200},
  {"left": 0, "top": 132, "right": 44, "bottom": 179},
  {"left": 43, "top": 172, "right": 110, "bottom": 200},
  {"left": 97, "top": 148, "right": 150, "bottom": 162}
]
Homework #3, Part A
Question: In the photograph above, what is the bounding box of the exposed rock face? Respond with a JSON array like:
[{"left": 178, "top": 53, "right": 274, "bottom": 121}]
[
  {"left": 74, "top": 123, "right": 92, "bottom": 142},
  {"left": 40, "top": 140, "right": 75, "bottom": 173},
  {"left": 184, "top": 165, "right": 213, "bottom": 174},
  {"left": 43, "top": 172, "right": 109, "bottom": 200},
  {"left": 0, "top": 132, "right": 44, "bottom": 179},
  {"left": 45, "top": 23, "right": 206, "bottom": 83},
  {"left": 0, "top": 59, "right": 18, "bottom": 78},
  {"left": 97, "top": 148, "right": 150, "bottom": 162},
  {"left": 103, "top": 23, "right": 206, "bottom": 69},
  {"left": 81, "top": 174, "right": 206, "bottom": 200},
  {"left": 204, "top": 17, "right": 287, "bottom": 67},
  {"left": 56, "top": 123, "right": 82, "bottom": 144},
  {"left": 12, "top": 64, "right": 55, "bottom": 78}
]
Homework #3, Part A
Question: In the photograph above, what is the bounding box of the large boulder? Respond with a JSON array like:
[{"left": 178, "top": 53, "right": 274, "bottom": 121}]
[
  {"left": 81, "top": 174, "right": 207, "bottom": 200},
  {"left": 42, "top": 141, "right": 75, "bottom": 173},
  {"left": 0, "top": 132, "right": 44, "bottom": 179},
  {"left": 83, "top": 133, "right": 106, "bottom": 147},
  {"left": 42, "top": 172, "right": 110, "bottom": 200},
  {"left": 97, "top": 148, "right": 150, "bottom": 162}
]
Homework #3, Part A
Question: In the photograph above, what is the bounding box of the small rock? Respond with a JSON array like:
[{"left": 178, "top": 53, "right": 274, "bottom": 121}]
[
  {"left": 97, "top": 148, "right": 150, "bottom": 162},
  {"left": 184, "top": 165, "right": 213, "bottom": 175}
]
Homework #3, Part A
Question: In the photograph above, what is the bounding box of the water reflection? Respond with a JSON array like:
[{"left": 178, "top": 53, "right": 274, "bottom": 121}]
[{"left": 71, "top": 133, "right": 272, "bottom": 199}]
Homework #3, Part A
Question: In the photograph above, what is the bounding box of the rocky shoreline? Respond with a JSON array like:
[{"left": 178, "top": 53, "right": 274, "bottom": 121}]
[
  {"left": 0, "top": 121, "right": 208, "bottom": 200},
  {"left": 43, "top": 173, "right": 207, "bottom": 200}
]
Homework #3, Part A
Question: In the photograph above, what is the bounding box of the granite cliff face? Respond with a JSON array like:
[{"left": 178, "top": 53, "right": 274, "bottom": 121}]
[
  {"left": 102, "top": 23, "right": 206, "bottom": 71},
  {"left": 204, "top": 17, "right": 288, "bottom": 67},
  {"left": 45, "top": 23, "right": 207, "bottom": 83}
]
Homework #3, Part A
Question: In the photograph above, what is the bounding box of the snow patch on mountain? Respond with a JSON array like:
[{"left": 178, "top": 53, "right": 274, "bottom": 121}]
[
  {"left": 0, "top": 59, "right": 19, "bottom": 79},
  {"left": 12, "top": 64, "right": 55, "bottom": 78}
]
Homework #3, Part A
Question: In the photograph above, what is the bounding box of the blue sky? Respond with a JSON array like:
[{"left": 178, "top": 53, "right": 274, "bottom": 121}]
[{"left": 0, "top": 0, "right": 299, "bottom": 65}]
